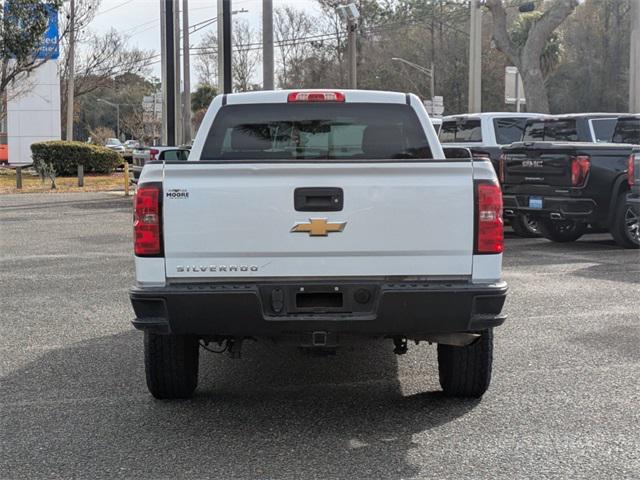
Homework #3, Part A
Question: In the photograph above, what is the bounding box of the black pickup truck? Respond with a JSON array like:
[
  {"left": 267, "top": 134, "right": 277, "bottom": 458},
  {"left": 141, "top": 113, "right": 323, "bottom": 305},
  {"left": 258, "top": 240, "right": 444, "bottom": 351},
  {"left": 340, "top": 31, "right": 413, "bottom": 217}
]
[
  {"left": 611, "top": 115, "right": 640, "bottom": 238},
  {"left": 501, "top": 115, "right": 640, "bottom": 248}
]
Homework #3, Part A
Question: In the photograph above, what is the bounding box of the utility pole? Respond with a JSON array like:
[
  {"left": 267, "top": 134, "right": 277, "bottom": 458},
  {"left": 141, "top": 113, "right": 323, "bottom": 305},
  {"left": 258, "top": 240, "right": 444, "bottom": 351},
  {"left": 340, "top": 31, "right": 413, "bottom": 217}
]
[
  {"left": 515, "top": 70, "right": 521, "bottom": 113},
  {"left": 182, "top": 0, "right": 192, "bottom": 143},
  {"left": 430, "top": 61, "right": 435, "bottom": 100},
  {"left": 160, "top": 1, "right": 167, "bottom": 144},
  {"left": 217, "top": 0, "right": 224, "bottom": 90},
  {"left": 630, "top": 0, "right": 640, "bottom": 113},
  {"left": 336, "top": 4, "right": 359, "bottom": 89},
  {"left": 162, "top": 0, "right": 176, "bottom": 146},
  {"left": 468, "top": 0, "right": 482, "bottom": 113},
  {"left": 347, "top": 19, "right": 357, "bottom": 88},
  {"left": 262, "top": 0, "right": 274, "bottom": 90},
  {"left": 173, "top": 0, "right": 182, "bottom": 145},
  {"left": 65, "top": 0, "right": 75, "bottom": 140},
  {"left": 222, "top": 0, "right": 232, "bottom": 93}
]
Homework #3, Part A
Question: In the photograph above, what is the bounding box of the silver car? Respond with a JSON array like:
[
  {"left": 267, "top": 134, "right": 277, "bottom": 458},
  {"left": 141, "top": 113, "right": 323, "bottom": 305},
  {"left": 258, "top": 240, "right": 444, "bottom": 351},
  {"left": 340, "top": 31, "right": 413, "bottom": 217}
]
[{"left": 105, "top": 138, "right": 126, "bottom": 154}]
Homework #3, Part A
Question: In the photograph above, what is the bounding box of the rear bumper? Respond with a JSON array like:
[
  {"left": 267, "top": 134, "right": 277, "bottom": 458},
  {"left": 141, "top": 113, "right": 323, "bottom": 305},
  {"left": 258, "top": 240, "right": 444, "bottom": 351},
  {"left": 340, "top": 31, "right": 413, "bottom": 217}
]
[
  {"left": 130, "top": 279, "right": 507, "bottom": 338},
  {"left": 503, "top": 194, "right": 597, "bottom": 221}
]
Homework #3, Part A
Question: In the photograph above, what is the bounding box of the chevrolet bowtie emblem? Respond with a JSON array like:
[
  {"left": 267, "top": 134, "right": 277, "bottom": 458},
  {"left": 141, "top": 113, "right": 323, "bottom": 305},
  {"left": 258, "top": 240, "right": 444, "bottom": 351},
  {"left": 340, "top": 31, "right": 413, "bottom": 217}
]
[{"left": 290, "top": 218, "right": 347, "bottom": 236}]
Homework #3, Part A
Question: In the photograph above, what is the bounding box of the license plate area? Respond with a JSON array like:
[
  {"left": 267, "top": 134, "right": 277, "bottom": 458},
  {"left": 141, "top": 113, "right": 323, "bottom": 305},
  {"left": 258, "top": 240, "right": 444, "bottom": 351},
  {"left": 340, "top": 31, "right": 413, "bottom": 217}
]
[
  {"left": 529, "top": 196, "right": 543, "bottom": 209},
  {"left": 296, "top": 291, "right": 343, "bottom": 309},
  {"left": 259, "top": 283, "right": 378, "bottom": 317}
]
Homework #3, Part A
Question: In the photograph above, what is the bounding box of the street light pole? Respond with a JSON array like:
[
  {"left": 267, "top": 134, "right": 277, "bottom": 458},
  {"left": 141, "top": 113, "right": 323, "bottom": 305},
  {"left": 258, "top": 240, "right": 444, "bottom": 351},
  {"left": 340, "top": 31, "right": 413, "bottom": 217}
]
[
  {"left": 347, "top": 19, "right": 357, "bottom": 89},
  {"left": 336, "top": 3, "right": 359, "bottom": 89}
]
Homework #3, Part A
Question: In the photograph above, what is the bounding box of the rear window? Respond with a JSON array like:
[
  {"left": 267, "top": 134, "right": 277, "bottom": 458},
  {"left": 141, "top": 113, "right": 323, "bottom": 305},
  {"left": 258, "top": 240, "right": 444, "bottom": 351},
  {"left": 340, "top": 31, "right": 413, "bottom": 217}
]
[
  {"left": 611, "top": 118, "right": 640, "bottom": 144},
  {"left": 201, "top": 103, "right": 432, "bottom": 161},
  {"left": 439, "top": 119, "right": 482, "bottom": 143},
  {"left": 590, "top": 118, "right": 618, "bottom": 142},
  {"left": 493, "top": 117, "right": 528, "bottom": 144},
  {"left": 523, "top": 119, "right": 578, "bottom": 142},
  {"left": 162, "top": 149, "right": 190, "bottom": 161}
]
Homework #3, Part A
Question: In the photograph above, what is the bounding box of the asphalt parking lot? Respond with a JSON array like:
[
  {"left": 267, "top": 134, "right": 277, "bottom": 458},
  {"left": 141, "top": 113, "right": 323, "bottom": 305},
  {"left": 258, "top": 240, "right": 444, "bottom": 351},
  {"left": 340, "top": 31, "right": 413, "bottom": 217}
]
[{"left": 1, "top": 192, "right": 639, "bottom": 479}]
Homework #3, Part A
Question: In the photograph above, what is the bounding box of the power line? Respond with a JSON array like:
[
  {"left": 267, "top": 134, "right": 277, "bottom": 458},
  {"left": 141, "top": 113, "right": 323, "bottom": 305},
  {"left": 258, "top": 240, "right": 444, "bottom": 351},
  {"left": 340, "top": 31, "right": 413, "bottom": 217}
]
[{"left": 95, "top": 0, "right": 134, "bottom": 17}]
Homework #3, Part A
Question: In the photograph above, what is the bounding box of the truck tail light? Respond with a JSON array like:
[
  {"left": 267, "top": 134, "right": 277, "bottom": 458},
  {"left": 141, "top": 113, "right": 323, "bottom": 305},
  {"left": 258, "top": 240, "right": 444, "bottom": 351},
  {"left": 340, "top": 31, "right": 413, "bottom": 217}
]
[
  {"left": 475, "top": 180, "right": 504, "bottom": 254},
  {"left": 287, "top": 91, "right": 345, "bottom": 103},
  {"left": 571, "top": 155, "right": 590, "bottom": 187},
  {"left": 628, "top": 153, "right": 636, "bottom": 187},
  {"left": 149, "top": 148, "right": 159, "bottom": 162},
  {"left": 498, "top": 154, "right": 506, "bottom": 183},
  {"left": 134, "top": 184, "right": 162, "bottom": 256}
]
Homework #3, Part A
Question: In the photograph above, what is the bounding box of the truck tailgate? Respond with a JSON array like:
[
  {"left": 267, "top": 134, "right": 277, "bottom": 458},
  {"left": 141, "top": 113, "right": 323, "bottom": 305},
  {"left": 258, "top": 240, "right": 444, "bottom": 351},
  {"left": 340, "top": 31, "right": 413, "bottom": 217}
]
[
  {"left": 162, "top": 161, "right": 474, "bottom": 279},
  {"left": 502, "top": 142, "right": 581, "bottom": 186}
]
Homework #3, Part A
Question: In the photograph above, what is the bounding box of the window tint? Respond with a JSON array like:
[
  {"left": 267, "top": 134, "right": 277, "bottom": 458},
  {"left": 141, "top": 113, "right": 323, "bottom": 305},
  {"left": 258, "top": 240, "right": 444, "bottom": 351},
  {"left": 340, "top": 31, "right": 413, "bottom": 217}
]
[
  {"left": 523, "top": 119, "right": 578, "bottom": 142},
  {"left": 493, "top": 117, "right": 528, "bottom": 144},
  {"left": 590, "top": 118, "right": 617, "bottom": 142},
  {"left": 161, "top": 149, "right": 190, "bottom": 161},
  {"left": 202, "top": 103, "right": 432, "bottom": 161},
  {"left": 439, "top": 119, "right": 482, "bottom": 143},
  {"left": 611, "top": 118, "right": 640, "bottom": 145}
]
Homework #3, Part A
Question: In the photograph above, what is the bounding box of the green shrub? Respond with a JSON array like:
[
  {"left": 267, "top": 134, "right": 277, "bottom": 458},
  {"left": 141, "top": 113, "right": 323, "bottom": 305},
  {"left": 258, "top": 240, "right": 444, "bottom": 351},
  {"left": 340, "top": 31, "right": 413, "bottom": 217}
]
[{"left": 30, "top": 141, "right": 123, "bottom": 176}]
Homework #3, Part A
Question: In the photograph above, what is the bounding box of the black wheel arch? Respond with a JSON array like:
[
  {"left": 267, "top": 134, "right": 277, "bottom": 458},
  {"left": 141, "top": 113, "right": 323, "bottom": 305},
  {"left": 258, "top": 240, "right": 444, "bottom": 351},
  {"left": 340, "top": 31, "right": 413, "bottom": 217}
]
[{"left": 607, "top": 173, "right": 630, "bottom": 228}]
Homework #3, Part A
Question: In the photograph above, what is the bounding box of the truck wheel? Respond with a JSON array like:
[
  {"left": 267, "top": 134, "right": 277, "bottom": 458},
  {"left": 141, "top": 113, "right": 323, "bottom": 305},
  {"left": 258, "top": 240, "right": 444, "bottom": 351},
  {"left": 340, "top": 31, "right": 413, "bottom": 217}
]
[
  {"left": 538, "top": 219, "right": 586, "bottom": 243},
  {"left": 144, "top": 332, "right": 199, "bottom": 399},
  {"left": 510, "top": 214, "right": 540, "bottom": 238},
  {"left": 610, "top": 193, "right": 640, "bottom": 249},
  {"left": 437, "top": 329, "right": 493, "bottom": 398}
]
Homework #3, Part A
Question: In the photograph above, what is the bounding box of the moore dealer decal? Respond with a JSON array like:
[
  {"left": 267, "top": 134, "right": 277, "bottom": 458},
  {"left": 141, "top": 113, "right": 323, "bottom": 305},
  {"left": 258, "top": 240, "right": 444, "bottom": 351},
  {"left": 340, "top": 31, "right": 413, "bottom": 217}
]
[{"left": 166, "top": 189, "right": 189, "bottom": 199}]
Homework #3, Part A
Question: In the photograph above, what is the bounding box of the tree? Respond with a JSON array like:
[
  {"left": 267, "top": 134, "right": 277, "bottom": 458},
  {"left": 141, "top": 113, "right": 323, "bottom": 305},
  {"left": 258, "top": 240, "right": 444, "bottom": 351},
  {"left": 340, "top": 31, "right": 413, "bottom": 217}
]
[
  {"left": 194, "top": 21, "right": 260, "bottom": 91},
  {"left": 194, "top": 32, "right": 217, "bottom": 86},
  {"left": 232, "top": 21, "right": 260, "bottom": 92},
  {"left": 274, "top": 6, "right": 316, "bottom": 88},
  {"left": 191, "top": 84, "right": 217, "bottom": 113},
  {"left": 76, "top": 73, "right": 154, "bottom": 142},
  {"left": 0, "top": 0, "right": 64, "bottom": 100},
  {"left": 486, "top": 0, "right": 580, "bottom": 113},
  {"left": 59, "top": 28, "right": 154, "bottom": 137},
  {"left": 190, "top": 83, "right": 217, "bottom": 132},
  {"left": 547, "top": 0, "right": 632, "bottom": 113}
]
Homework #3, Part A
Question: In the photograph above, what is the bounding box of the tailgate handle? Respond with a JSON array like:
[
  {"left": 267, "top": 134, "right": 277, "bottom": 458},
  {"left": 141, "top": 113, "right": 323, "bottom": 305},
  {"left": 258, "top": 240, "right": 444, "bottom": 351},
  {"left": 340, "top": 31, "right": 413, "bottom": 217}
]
[{"left": 294, "top": 187, "right": 343, "bottom": 211}]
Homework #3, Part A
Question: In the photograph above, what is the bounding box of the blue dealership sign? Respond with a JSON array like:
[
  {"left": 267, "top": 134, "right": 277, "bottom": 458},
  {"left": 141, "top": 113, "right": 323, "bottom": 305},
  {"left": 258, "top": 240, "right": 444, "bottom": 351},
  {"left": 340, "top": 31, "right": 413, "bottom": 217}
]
[
  {"left": 38, "top": 4, "right": 59, "bottom": 60},
  {"left": 4, "top": 1, "right": 59, "bottom": 60}
]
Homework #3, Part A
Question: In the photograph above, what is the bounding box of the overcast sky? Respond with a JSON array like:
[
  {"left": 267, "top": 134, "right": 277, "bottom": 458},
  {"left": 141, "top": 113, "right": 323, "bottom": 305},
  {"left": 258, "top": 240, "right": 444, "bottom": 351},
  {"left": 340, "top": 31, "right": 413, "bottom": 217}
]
[{"left": 89, "top": 0, "right": 320, "bottom": 85}]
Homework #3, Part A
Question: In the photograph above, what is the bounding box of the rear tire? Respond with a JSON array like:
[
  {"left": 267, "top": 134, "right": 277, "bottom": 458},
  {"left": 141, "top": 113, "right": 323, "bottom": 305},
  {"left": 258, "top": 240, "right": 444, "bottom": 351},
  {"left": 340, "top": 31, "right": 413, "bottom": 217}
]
[
  {"left": 538, "top": 219, "right": 587, "bottom": 243},
  {"left": 510, "top": 214, "right": 541, "bottom": 238},
  {"left": 438, "top": 329, "right": 493, "bottom": 398},
  {"left": 144, "top": 332, "right": 199, "bottom": 399},
  {"left": 610, "top": 193, "right": 640, "bottom": 249}
]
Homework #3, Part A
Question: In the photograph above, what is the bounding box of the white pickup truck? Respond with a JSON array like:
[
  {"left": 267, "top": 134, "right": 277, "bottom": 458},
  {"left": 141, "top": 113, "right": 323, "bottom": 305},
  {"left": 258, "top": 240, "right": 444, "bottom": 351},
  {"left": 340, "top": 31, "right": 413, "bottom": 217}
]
[{"left": 130, "top": 90, "right": 507, "bottom": 400}]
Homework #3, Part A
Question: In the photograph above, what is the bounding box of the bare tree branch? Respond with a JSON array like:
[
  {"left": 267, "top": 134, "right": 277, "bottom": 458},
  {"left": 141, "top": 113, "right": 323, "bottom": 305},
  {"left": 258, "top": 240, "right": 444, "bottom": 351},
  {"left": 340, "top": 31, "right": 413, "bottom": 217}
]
[{"left": 485, "top": 0, "right": 520, "bottom": 63}]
